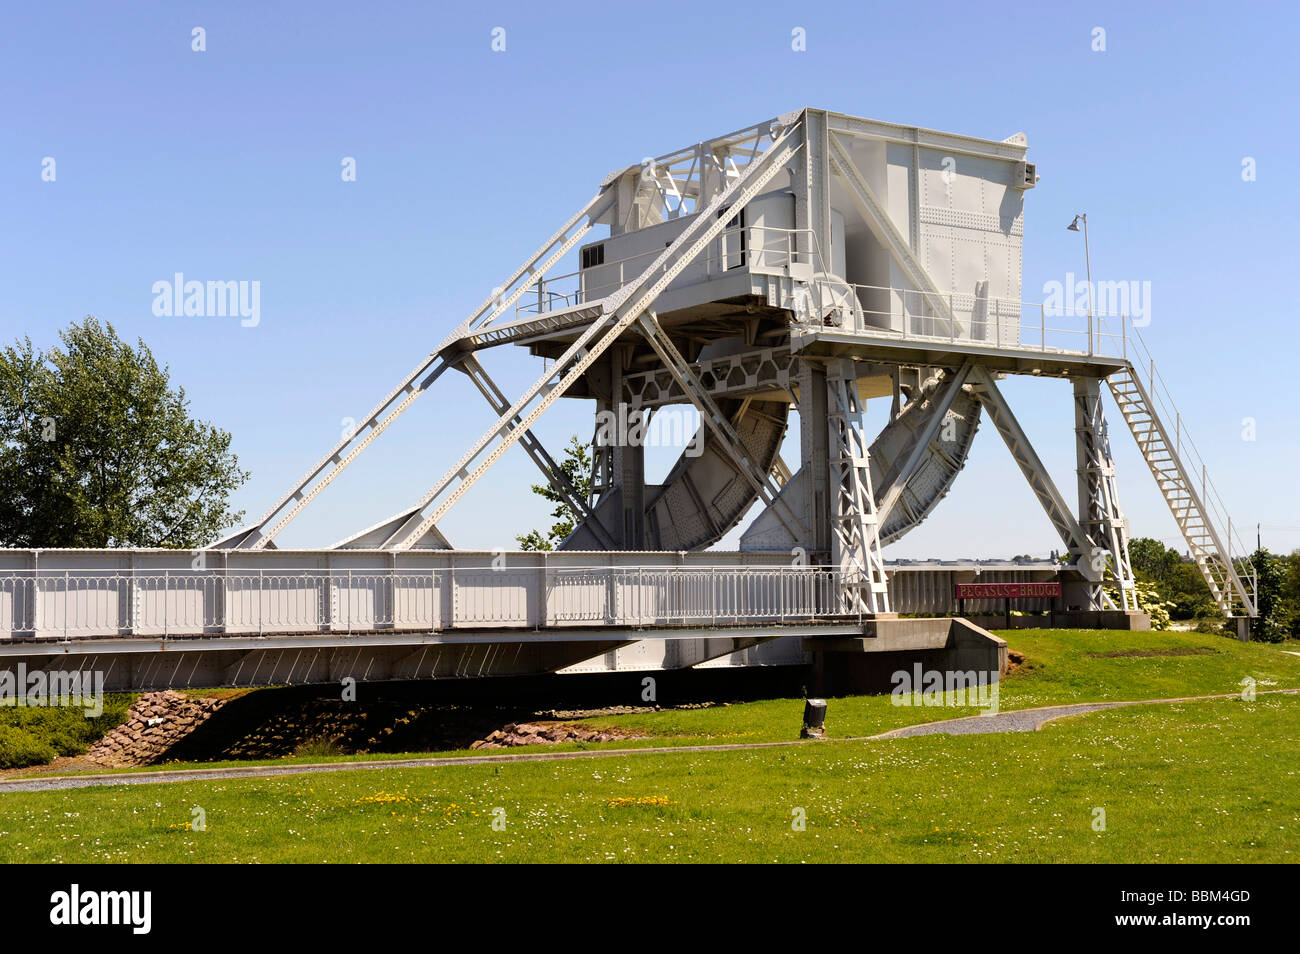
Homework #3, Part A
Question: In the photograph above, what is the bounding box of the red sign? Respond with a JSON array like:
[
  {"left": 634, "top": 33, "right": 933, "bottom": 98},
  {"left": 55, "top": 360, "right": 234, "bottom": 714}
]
[{"left": 955, "top": 582, "right": 1061, "bottom": 600}]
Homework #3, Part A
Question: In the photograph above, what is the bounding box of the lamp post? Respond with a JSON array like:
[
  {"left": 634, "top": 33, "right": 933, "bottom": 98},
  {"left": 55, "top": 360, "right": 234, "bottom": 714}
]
[{"left": 1068, "top": 213, "right": 1093, "bottom": 354}]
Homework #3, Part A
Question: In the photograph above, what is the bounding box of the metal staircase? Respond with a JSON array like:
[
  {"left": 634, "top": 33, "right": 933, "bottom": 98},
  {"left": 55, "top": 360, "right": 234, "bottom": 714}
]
[{"left": 1107, "top": 364, "right": 1256, "bottom": 618}]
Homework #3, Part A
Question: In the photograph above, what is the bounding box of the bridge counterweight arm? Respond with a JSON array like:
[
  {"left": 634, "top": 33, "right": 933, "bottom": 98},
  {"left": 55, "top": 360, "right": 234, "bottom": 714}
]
[{"left": 873, "top": 363, "right": 974, "bottom": 529}]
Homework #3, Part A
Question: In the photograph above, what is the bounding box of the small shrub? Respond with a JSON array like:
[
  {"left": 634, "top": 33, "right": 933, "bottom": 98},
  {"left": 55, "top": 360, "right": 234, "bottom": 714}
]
[
  {"left": 292, "top": 736, "right": 345, "bottom": 759},
  {"left": 1108, "top": 580, "right": 1174, "bottom": 630},
  {"left": 0, "top": 694, "right": 135, "bottom": 758},
  {"left": 0, "top": 725, "right": 59, "bottom": 769}
]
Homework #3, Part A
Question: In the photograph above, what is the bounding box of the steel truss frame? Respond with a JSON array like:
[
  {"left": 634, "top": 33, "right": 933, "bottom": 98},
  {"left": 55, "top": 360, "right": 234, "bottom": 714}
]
[
  {"left": 221, "top": 114, "right": 804, "bottom": 554},
  {"left": 624, "top": 112, "right": 801, "bottom": 224},
  {"left": 458, "top": 355, "right": 616, "bottom": 550},
  {"left": 826, "top": 358, "right": 891, "bottom": 614},
  {"left": 969, "top": 367, "right": 1134, "bottom": 610},
  {"left": 633, "top": 311, "right": 805, "bottom": 542},
  {"left": 1074, "top": 378, "right": 1138, "bottom": 611}
]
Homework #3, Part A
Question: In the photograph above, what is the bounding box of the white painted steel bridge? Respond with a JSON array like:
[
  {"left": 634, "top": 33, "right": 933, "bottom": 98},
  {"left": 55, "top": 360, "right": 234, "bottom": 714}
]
[{"left": 0, "top": 108, "right": 1256, "bottom": 688}]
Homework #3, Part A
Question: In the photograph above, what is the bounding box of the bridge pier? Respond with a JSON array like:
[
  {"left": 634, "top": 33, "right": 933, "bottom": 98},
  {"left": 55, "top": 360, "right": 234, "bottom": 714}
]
[{"left": 805, "top": 617, "right": 1007, "bottom": 697}]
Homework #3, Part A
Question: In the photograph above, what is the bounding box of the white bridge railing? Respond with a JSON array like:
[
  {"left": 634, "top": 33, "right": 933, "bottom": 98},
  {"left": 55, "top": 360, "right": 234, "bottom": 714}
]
[{"left": 0, "top": 565, "right": 857, "bottom": 640}]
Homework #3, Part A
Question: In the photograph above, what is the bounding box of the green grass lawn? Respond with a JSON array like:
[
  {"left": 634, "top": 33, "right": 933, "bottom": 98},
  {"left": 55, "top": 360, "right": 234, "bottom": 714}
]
[
  {"left": 580, "top": 627, "right": 1300, "bottom": 744},
  {"left": 10, "top": 627, "right": 1299, "bottom": 779},
  {"left": 1, "top": 693, "right": 1296, "bottom": 862}
]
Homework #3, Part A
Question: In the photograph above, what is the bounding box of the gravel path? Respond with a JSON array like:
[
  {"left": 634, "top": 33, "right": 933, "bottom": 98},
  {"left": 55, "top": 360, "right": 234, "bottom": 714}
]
[
  {"left": 872, "top": 703, "right": 1117, "bottom": 737},
  {"left": 875, "top": 687, "right": 1300, "bottom": 738},
  {"left": 2, "top": 688, "right": 1295, "bottom": 793}
]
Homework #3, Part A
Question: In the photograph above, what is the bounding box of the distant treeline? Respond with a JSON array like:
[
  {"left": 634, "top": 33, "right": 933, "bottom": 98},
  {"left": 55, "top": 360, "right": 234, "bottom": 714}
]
[{"left": 1129, "top": 537, "right": 1299, "bottom": 642}]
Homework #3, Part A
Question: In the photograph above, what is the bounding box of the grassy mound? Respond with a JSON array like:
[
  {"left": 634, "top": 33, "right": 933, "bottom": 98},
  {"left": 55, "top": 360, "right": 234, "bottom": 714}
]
[{"left": 0, "top": 695, "right": 135, "bottom": 769}]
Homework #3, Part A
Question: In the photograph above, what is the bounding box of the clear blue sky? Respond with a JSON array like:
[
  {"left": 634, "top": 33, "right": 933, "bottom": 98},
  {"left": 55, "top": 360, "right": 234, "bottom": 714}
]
[{"left": 3, "top": 0, "right": 1296, "bottom": 558}]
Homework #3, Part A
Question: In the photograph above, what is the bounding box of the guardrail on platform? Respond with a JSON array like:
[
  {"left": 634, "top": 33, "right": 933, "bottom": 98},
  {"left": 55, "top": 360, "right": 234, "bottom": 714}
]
[{"left": 0, "top": 565, "right": 856, "bottom": 640}]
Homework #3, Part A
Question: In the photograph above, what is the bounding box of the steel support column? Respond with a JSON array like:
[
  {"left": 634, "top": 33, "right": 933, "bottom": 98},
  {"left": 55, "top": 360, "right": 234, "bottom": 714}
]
[
  {"left": 1074, "top": 377, "right": 1137, "bottom": 611},
  {"left": 826, "top": 358, "right": 890, "bottom": 614}
]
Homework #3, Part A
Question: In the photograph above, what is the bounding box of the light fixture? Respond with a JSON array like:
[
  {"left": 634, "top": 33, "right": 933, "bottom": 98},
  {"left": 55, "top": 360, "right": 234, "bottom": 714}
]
[{"left": 1066, "top": 212, "right": 1093, "bottom": 354}]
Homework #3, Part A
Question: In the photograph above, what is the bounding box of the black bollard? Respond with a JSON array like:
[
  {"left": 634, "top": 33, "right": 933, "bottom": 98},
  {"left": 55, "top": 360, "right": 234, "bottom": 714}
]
[{"left": 801, "top": 698, "right": 827, "bottom": 739}]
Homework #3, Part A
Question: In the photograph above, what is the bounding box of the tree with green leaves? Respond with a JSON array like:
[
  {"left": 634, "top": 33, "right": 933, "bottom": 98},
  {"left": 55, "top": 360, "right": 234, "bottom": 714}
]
[
  {"left": 1126, "top": 536, "right": 1216, "bottom": 620},
  {"left": 1248, "top": 547, "right": 1288, "bottom": 642},
  {"left": 1128, "top": 536, "right": 1181, "bottom": 586},
  {"left": 1280, "top": 549, "right": 1300, "bottom": 638},
  {"left": 516, "top": 435, "right": 592, "bottom": 551},
  {"left": 0, "top": 317, "right": 249, "bottom": 548}
]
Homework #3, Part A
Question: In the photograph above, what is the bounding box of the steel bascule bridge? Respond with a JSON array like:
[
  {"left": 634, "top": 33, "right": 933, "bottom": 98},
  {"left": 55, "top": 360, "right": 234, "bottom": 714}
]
[{"left": 0, "top": 108, "right": 1257, "bottom": 691}]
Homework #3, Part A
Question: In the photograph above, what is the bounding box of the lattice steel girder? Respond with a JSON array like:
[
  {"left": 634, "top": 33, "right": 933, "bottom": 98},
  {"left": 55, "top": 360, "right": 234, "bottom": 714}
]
[
  {"left": 239, "top": 352, "right": 464, "bottom": 550},
  {"left": 601, "top": 111, "right": 800, "bottom": 224},
  {"left": 229, "top": 188, "right": 615, "bottom": 551},
  {"left": 379, "top": 127, "right": 807, "bottom": 550},
  {"left": 826, "top": 357, "right": 891, "bottom": 614},
  {"left": 1073, "top": 377, "right": 1137, "bottom": 611},
  {"left": 968, "top": 366, "right": 1099, "bottom": 582},
  {"left": 453, "top": 301, "right": 607, "bottom": 352},
  {"left": 588, "top": 403, "right": 615, "bottom": 508},
  {"left": 447, "top": 190, "right": 614, "bottom": 342},
  {"left": 772, "top": 454, "right": 793, "bottom": 487},
  {"left": 607, "top": 352, "right": 646, "bottom": 549},
  {"left": 797, "top": 361, "right": 832, "bottom": 557},
  {"left": 622, "top": 344, "right": 797, "bottom": 410},
  {"left": 634, "top": 310, "right": 805, "bottom": 542}
]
